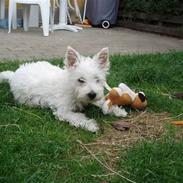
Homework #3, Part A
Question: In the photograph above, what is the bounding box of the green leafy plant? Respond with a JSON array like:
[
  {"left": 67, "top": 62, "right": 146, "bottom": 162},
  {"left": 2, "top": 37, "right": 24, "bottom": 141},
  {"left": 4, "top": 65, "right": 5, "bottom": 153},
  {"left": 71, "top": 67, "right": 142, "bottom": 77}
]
[{"left": 123, "top": 0, "right": 182, "bottom": 16}]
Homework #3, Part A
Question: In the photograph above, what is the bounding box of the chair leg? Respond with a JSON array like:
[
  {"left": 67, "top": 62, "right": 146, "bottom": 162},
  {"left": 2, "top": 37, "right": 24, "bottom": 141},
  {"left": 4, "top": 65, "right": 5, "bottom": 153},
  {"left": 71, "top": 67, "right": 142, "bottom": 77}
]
[
  {"left": 67, "top": 10, "right": 72, "bottom": 25},
  {"left": 8, "top": 0, "right": 15, "bottom": 33},
  {"left": 82, "top": 0, "right": 87, "bottom": 23},
  {"left": 23, "top": 4, "right": 30, "bottom": 31},
  {"left": 73, "top": 0, "right": 82, "bottom": 23},
  {"left": 50, "top": 6, "right": 54, "bottom": 32},
  {"left": 39, "top": 1, "right": 50, "bottom": 36},
  {"left": 12, "top": 3, "right": 17, "bottom": 30}
]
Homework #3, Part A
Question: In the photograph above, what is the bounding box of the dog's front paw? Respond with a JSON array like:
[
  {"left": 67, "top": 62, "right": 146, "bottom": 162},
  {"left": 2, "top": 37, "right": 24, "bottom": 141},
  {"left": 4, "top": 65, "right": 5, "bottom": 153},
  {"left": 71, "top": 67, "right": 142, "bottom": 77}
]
[
  {"left": 85, "top": 119, "right": 99, "bottom": 132},
  {"left": 102, "top": 102, "right": 111, "bottom": 114},
  {"left": 112, "top": 106, "right": 128, "bottom": 117}
]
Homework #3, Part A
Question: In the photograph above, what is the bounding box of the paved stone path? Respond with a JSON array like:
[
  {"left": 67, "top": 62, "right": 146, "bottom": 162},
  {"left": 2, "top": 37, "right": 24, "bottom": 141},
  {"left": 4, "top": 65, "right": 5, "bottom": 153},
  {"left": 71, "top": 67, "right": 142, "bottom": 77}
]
[{"left": 0, "top": 27, "right": 183, "bottom": 61}]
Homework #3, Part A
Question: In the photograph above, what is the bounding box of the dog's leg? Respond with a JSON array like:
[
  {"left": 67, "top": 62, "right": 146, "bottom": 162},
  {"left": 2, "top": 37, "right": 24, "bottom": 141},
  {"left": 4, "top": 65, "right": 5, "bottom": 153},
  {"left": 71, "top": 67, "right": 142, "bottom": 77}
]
[
  {"left": 94, "top": 99, "right": 127, "bottom": 117},
  {"left": 54, "top": 107, "right": 99, "bottom": 132},
  {"left": 109, "top": 105, "right": 127, "bottom": 117}
]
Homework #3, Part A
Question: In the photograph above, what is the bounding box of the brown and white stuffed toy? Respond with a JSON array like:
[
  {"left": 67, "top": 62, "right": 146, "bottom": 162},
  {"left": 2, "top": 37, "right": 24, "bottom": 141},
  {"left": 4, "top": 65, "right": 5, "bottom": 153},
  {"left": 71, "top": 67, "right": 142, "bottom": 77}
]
[{"left": 103, "top": 83, "right": 147, "bottom": 114}]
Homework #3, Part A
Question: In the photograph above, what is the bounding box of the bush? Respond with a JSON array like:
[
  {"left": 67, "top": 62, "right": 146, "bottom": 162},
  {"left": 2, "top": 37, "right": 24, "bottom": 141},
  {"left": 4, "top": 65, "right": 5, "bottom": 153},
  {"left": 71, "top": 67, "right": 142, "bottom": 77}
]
[{"left": 123, "top": 0, "right": 182, "bottom": 16}]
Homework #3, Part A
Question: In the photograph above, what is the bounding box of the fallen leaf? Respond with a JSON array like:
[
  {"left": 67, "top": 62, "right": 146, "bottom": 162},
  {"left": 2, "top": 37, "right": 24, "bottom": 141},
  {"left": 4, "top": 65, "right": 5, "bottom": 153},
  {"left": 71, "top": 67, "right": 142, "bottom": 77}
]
[
  {"left": 171, "top": 121, "right": 183, "bottom": 126},
  {"left": 172, "top": 93, "right": 183, "bottom": 99}
]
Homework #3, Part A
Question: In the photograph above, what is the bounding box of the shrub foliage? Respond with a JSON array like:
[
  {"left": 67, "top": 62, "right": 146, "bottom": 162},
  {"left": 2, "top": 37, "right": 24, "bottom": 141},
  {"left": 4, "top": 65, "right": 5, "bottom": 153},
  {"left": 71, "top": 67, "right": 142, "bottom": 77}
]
[{"left": 122, "top": 0, "right": 182, "bottom": 16}]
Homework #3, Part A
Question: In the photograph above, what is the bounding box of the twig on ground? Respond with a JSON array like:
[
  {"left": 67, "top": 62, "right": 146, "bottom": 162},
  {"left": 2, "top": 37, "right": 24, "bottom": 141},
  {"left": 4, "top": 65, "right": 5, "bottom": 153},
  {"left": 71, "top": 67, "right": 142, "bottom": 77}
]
[
  {"left": 77, "top": 139, "right": 136, "bottom": 183},
  {"left": 161, "top": 113, "right": 183, "bottom": 121},
  {"left": 129, "top": 111, "right": 147, "bottom": 122},
  {"left": 0, "top": 123, "right": 21, "bottom": 131},
  {"left": 91, "top": 172, "right": 115, "bottom": 177},
  {"left": 12, "top": 106, "right": 44, "bottom": 122},
  {"left": 84, "top": 142, "right": 121, "bottom": 146}
]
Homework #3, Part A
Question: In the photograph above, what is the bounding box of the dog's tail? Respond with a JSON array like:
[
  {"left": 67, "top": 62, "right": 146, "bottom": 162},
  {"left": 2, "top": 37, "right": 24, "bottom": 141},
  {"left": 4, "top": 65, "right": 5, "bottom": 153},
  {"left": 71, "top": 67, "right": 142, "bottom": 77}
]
[{"left": 0, "top": 71, "right": 14, "bottom": 83}]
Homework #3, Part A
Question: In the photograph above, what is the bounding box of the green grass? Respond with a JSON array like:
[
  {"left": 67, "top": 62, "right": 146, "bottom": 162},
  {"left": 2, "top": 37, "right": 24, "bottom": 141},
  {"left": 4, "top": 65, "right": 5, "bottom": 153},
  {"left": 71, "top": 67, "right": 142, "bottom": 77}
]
[
  {"left": 112, "top": 134, "right": 183, "bottom": 183},
  {"left": 0, "top": 51, "right": 183, "bottom": 183}
]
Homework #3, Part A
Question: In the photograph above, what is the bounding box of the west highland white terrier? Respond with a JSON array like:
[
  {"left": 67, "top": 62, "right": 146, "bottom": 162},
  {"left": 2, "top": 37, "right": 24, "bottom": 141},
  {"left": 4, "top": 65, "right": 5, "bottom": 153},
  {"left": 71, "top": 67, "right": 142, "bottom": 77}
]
[{"left": 0, "top": 46, "right": 127, "bottom": 132}]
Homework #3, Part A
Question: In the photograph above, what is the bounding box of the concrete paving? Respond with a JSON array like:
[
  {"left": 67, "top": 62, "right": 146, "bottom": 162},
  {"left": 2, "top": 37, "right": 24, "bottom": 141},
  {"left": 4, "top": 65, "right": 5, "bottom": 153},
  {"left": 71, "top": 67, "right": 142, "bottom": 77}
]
[{"left": 0, "top": 27, "right": 183, "bottom": 61}]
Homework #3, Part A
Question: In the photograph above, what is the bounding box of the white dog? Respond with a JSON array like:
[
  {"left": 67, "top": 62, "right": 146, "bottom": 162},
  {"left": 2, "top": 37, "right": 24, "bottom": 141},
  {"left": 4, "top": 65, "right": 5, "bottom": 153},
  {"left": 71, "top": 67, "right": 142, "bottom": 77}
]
[{"left": 0, "top": 46, "right": 127, "bottom": 132}]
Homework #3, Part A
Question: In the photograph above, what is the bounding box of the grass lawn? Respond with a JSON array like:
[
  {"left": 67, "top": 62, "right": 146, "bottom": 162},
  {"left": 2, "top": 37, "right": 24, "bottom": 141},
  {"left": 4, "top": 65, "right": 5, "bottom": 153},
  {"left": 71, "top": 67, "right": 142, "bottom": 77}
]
[{"left": 0, "top": 51, "right": 183, "bottom": 183}]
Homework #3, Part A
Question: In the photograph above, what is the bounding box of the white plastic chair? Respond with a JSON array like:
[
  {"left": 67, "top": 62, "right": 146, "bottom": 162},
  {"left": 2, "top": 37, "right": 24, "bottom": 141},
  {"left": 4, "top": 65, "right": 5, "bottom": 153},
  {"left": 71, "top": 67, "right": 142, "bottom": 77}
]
[
  {"left": 82, "top": 0, "right": 87, "bottom": 22},
  {"left": 8, "top": 0, "right": 50, "bottom": 36}
]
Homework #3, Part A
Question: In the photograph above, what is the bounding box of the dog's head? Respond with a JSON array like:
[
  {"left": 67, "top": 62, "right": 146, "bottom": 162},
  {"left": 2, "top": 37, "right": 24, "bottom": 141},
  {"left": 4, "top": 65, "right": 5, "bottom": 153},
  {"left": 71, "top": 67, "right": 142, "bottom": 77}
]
[{"left": 64, "top": 46, "right": 110, "bottom": 104}]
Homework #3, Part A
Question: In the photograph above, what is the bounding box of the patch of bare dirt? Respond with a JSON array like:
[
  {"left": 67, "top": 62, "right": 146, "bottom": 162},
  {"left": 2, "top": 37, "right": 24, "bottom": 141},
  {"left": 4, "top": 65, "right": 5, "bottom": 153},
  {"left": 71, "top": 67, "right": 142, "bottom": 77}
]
[
  {"left": 80, "top": 112, "right": 171, "bottom": 168},
  {"left": 77, "top": 111, "right": 183, "bottom": 181}
]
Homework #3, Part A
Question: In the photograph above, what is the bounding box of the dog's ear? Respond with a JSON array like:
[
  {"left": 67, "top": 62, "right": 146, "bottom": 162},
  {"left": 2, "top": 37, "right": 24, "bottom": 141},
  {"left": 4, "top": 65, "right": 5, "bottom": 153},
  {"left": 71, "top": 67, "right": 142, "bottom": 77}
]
[
  {"left": 64, "top": 46, "right": 80, "bottom": 68},
  {"left": 93, "top": 47, "right": 110, "bottom": 72}
]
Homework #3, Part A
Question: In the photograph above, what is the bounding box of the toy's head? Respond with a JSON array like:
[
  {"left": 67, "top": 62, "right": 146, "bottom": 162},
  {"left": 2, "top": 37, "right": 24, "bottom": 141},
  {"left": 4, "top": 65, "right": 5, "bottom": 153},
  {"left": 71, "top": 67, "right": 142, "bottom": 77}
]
[{"left": 131, "top": 92, "right": 147, "bottom": 110}]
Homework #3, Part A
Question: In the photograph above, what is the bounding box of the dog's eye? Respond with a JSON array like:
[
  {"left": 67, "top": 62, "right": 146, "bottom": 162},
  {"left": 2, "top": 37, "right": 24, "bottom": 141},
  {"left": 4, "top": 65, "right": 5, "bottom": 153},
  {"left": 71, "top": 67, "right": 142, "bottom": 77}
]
[
  {"left": 78, "top": 78, "right": 85, "bottom": 83},
  {"left": 95, "top": 77, "right": 100, "bottom": 83}
]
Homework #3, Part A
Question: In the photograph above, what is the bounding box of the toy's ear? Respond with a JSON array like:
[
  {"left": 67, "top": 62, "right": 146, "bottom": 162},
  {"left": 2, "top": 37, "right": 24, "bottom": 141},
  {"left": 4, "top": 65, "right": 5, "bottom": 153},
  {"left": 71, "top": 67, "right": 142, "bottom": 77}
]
[
  {"left": 138, "top": 92, "right": 146, "bottom": 102},
  {"left": 131, "top": 92, "right": 147, "bottom": 109},
  {"left": 93, "top": 47, "right": 110, "bottom": 72},
  {"left": 64, "top": 46, "right": 80, "bottom": 68}
]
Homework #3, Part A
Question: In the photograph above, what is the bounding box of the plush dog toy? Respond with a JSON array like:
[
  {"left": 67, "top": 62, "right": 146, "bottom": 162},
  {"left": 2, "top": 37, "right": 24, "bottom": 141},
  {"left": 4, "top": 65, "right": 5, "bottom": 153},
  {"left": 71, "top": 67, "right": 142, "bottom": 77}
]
[{"left": 103, "top": 83, "right": 147, "bottom": 111}]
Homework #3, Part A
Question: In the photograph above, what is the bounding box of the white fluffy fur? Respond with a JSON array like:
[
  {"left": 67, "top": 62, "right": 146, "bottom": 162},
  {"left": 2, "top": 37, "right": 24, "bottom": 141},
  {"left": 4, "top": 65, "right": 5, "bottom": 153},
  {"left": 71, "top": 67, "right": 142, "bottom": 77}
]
[{"left": 0, "top": 46, "right": 127, "bottom": 132}]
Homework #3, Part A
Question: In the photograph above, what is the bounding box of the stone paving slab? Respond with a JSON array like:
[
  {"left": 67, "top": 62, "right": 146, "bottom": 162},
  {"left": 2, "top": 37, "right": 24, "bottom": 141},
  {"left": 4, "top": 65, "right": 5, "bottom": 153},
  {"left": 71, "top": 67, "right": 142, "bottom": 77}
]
[{"left": 0, "top": 27, "right": 183, "bottom": 61}]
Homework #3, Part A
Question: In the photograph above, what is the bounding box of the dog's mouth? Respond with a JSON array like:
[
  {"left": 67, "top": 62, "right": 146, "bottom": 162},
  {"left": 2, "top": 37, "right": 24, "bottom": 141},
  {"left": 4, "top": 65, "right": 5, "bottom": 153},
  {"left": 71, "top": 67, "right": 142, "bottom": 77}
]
[
  {"left": 90, "top": 95, "right": 103, "bottom": 103},
  {"left": 89, "top": 98, "right": 98, "bottom": 102},
  {"left": 77, "top": 95, "right": 100, "bottom": 104},
  {"left": 76, "top": 91, "right": 103, "bottom": 104}
]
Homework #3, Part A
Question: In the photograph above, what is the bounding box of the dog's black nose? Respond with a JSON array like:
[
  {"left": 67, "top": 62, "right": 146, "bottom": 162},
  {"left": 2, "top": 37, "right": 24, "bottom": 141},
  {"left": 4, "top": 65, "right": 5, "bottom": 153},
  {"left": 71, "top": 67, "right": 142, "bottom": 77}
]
[{"left": 88, "top": 92, "right": 96, "bottom": 100}]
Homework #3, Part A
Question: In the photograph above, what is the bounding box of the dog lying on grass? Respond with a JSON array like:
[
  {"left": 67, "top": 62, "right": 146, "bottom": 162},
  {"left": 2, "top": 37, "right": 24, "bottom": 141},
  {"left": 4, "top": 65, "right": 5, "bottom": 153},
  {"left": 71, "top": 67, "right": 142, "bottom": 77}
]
[{"left": 0, "top": 46, "right": 127, "bottom": 132}]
